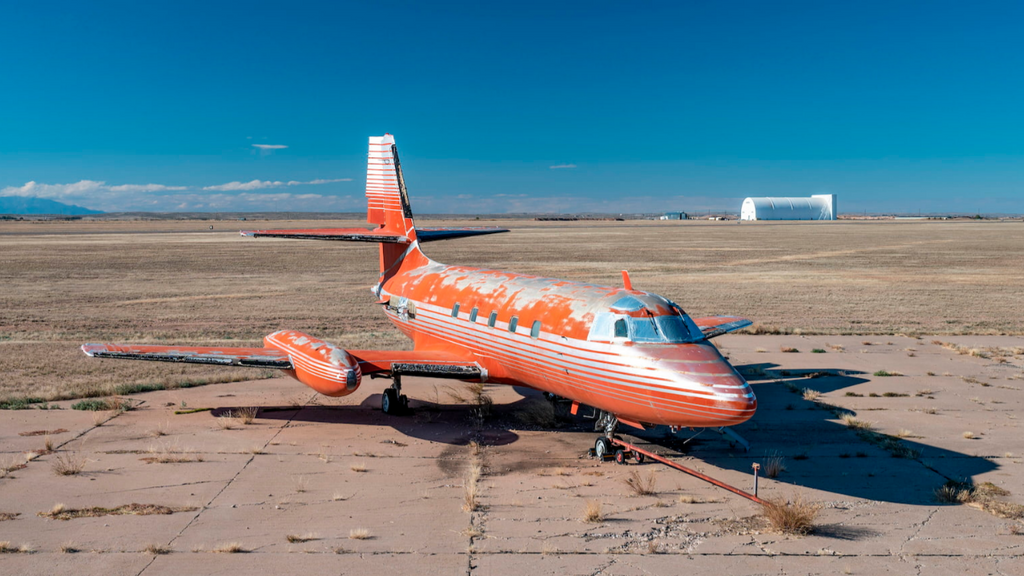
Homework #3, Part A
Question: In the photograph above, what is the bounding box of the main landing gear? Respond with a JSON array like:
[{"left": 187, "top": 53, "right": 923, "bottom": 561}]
[
  {"left": 381, "top": 374, "right": 409, "bottom": 415},
  {"left": 590, "top": 411, "right": 646, "bottom": 465}
]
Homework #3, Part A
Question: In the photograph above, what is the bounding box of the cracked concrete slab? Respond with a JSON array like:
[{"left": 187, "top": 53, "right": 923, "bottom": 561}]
[{"left": 2, "top": 335, "right": 1023, "bottom": 574}]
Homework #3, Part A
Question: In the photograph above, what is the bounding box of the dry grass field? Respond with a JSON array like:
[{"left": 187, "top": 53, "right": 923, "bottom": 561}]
[{"left": 1, "top": 217, "right": 1022, "bottom": 402}]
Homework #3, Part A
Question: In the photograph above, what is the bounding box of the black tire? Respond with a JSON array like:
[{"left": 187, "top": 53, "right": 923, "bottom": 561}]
[
  {"left": 614, "top": 450, "right": 627, "bottom": 465},
  {"left": 400, "top": 394, "right": 409, "bottom": 410},
  {"left": 636, "top": 452, "right": 646, "bottom": 464},
  {"left": 382, "top": 388, "right": 398, "bottom": 415},
  {"left": 594, "top": 437, "right": 611, "bottom": 460}
]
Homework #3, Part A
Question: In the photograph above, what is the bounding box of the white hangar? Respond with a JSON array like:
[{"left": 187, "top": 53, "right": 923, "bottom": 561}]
[{"left": 740, "top": 194, "right": 837, "bottom": 221}]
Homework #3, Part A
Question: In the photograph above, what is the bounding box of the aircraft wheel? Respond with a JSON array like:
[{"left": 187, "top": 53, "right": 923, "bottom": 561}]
[
  {"left": 382, "top": 388, "right": 399, "bottom": 415},
  {"left": 400, "top": 394, "right": 409, "bottom": 411},
  {"left": 614, "top": 450, "right": 627, "bottom": 465},
  {"left": 594, "top": 437, "right": 612, "bottom": 460}
]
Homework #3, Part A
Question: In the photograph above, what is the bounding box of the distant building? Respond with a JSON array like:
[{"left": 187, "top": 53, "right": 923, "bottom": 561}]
[
  {"left": 740, "top": 194, "right": 837, "bottom": 221},
  {"left": 659, "top": 212, "right": 687, "bottom": 220}
]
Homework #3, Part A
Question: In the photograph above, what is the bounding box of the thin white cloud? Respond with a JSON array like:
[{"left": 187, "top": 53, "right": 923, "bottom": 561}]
[
  {"left": 549, "top": 164, "right": 577, "bottom": 169},
  {"left": 0, "top": 178, "right": 355, "bottom": 212},
  {"left": 203, "top": 180, "right": 285, "bottom": 192},
  {"left": 252, "top": 144, "right": 288, "bottom": 150},
  {"left": 107, "top": 183, "right": 188, "bottom": 193},
  {"left": 202, "top": 178, "right": 351, "bottom": 192}
]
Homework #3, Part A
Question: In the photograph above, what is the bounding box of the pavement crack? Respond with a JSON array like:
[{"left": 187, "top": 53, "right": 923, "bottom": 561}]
[{"left": 158, "top": 392, "right": 313, "bottom": 566}]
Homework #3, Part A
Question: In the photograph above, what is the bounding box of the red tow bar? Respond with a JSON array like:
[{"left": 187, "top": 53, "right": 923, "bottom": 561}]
[{"left": 609, "top": 438, "right": 765, "bottom": 505}]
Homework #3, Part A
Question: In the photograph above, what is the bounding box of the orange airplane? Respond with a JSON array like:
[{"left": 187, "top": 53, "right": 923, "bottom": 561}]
[{"left": 83, "top": 134, "right": 756, "bottom": 461}]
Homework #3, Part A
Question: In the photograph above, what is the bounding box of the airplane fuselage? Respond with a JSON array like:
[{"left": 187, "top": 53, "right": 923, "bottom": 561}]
[{"left": 376, "top": 247, "right": 757, "bottom": 428}]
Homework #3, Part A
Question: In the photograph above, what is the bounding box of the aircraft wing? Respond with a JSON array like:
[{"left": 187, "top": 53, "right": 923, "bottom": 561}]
[
  {"left": 81, "top": 343, "right": 293, "bottom": 369},
  {"left": 415, "top": 227, "right": 508, "bottom": 242},
  {"left": 691, "top": 316, "right": 753, "bottom": 340},
  {"left": 82, "top": 343, "right": 483, "bottom": 379},
  {"left": 241, "top": 226, "right": 507, "bottom": 244},
  {"left": 348, "top": 349, "right": 484, "bottom": 379},
  {"left": 241, "top": 228, "right": 410, "bottom": 243}
]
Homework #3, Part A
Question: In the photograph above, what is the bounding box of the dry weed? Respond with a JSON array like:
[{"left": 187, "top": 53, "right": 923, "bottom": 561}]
[
  {"left": 52, "top": 451, "right": 86, "bottom": 476},
  {"left": 761, "top": 494, "right": 821, "bottom": 535},
  {"left": 212, "top": 542, "right": 246, "bottom": 553},
  {"left": 286, "top": 533, "right": 318, "bottom": 543},
  {"left": 622, "top": 469, "right": 657, "bottom": 496},
  {"left": 143, "top": 543, "right": 170, "bottom": 555},
  {"left": 762, "top": 451, "right": 786, "bottom": 478},
  {"left": 348, "top": 529, "right": 371, "bottom": 540},
  {"left": 582, "top": 500, "right": 603, "bottom": 523}
]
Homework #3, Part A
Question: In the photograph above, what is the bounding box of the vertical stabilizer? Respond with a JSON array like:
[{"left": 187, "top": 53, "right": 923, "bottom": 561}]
[{"left": 366, "top": 134, "right": 417, "bottom": 240}]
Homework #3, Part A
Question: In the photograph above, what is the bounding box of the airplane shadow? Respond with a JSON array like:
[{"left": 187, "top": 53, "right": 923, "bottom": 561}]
[
  {"left": 621, "top": 364, "right": 998, "bottom": 506},
  {"left": 223, "top": 363, "right": 998, "bottom": 506},
  {"left": 235, "top": 391, "right": 533, "bottom": 447}
]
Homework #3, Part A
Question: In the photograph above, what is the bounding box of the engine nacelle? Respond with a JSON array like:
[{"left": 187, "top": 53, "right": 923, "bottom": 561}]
[{"left": 264, "top": 330, "right": 362, "bottom": 397}]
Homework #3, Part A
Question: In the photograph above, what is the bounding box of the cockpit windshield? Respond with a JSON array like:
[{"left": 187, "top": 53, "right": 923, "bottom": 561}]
[{"left": 587, "top": 307, "right": 703, "bottom": 344}]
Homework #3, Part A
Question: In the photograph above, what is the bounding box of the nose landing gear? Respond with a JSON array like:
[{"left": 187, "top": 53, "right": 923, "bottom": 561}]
[{"left": 590, "top": 411, "right": 645, "bottom": 464}]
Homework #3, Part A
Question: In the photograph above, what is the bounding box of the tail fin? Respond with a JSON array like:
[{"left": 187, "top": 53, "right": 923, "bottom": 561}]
[
  {"left": 243, "top": 133, "right": 509, "bottom": 277},
  {"left": 366, "top": 134, "right": 417, "bottom": 241}
]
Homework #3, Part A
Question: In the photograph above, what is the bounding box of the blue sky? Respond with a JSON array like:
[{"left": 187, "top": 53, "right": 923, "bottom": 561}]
[{"left": 2, "top": 1, "right": 1023, "bottom": 214}]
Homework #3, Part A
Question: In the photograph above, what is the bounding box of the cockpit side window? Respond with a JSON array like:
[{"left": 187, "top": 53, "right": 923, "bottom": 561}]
[{"left": 613, "top": 318, "right": 628, "bottom": 338}]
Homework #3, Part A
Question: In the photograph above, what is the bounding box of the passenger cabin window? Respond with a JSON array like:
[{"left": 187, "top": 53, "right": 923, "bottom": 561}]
[
  {"left": 508, "top": 316, "right": 518, "bottom": 333},
  {"left": 530, "top": 320, "right": 541, "bottom": 339},
  {"left": 488, "top": 312, "right": 497, "bottom": 328},
  {"left": 469, "top": 307, "right": 478, "bottom": 323},
  {"left": 451, "top": 303, "right": 460, "bottom": 318}
]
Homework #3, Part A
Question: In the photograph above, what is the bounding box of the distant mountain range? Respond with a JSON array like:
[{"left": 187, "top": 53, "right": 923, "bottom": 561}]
[{"left": 0, "top": 197, "right": 103, "bottom": 215}]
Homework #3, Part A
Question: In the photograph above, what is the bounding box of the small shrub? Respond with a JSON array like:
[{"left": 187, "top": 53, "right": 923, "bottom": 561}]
[
  {"left": 873, "top": 370, "right": 898, "bottom": 377},
  {"left": 582, "top": 500, "right": 603, "bottom": 523},
  {"left": 52, "top": 451, "right": 85, "bottom": 476},
  {"left": 963, "top": 431, "right": 976, "bottom": 439},
  {"left": 212, "top": 542, "right": 246, "bottom": 553},
  {"left": 811, "top": 348, "right": 826, "bottom": 354},
  {"left": 802, "top": 389, "right": 821, "bottom": 401},
  {"left": 844, "top": 392, "right": 863, "bottom": 397},
  {"left": 762, "top": 451, "right": 786, "bottom": 478},
  {"left": 286, "top": 533, "right": 318, "bottom": 543},
  {"left": 236, "top": 406, "right": 258, "bottom": 425},
  {"left": 348, "top": 529, "right": 371, "bottom": 540},
  {"left": 622, "top": 469, "right": 657, "bottom": 496},
  {"left": 761, "top": 495, "right": 821, "bottom": 535},
  {"left": 781, "top": 347, "right": 799, "bottom": 353}
]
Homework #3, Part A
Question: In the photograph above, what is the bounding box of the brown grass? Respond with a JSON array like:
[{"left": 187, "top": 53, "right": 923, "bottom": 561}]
[
  {"left": 40, "top": 503, "right": 198, "bottom": 520},
  {"left": 348, "top": 529, "right": 372, "bottom": 540},
  {"left": 4, "top": 219, "right": 1024, "bottom": 402},
  {"left": 143, "top": 543, "right": 171, "bottom": 555},
  {"left": 0, "top": 512, "right": 19, "bottom": 521},
  {"left": 212, "top": 542, "right": 246, "bottom": 553},
  {"left": 622, "top": 469, "right": 658, "bottom": 496},
  {"left": 761, "top": 494, "right": 821, "bottom": 535},
  {"left": 52, "top": 451, "right": 86, "bottom": 476},
  {"left": 286, "top": 533, "right": 319, "bottom": 543},
  {"left": 463, "top": 461, "right": 482, "bottom": 512},
  {"left": 582, "top": 500, "right": 603, "bottom": 523},
  {"left": 18, "top": 428, "right": 68, "bottom": 436},
  {"left": 762, "top": 451, "right": 786, "bottom": 478}
]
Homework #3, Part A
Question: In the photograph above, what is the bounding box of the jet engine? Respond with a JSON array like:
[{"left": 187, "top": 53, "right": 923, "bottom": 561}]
[{"left": 264, "top": 330, "right": 362, "bottom": 396}]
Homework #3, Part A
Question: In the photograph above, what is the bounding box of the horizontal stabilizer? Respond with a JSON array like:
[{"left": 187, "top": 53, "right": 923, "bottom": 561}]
[
  {"left": 415, "top": 227, "right": 508, "bottom": 242},
  {"left": 81, "top": 343, "right": 293, "bottom": 369},
  {"left": 241, "top": 228, "right": 409, "bottom": 243},
  {"left": 691, "top": 316, "right": 753, "bottom": 340}
]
